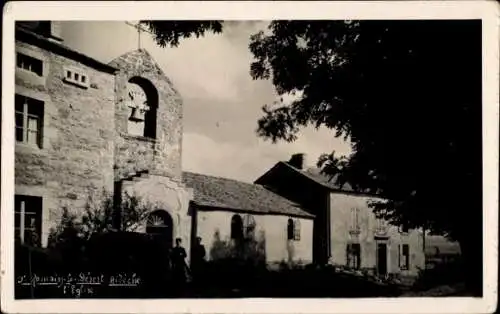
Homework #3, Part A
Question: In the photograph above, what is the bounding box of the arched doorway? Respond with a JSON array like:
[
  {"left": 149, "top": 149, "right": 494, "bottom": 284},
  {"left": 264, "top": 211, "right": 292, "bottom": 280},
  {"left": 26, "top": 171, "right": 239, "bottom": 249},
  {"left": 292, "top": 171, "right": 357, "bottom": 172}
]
[
  {"left": 144, "top": 210, "right": 174, "bottom": 291},
  {"left": 146, "top": 210, "right": 174, "bottom": 250}
]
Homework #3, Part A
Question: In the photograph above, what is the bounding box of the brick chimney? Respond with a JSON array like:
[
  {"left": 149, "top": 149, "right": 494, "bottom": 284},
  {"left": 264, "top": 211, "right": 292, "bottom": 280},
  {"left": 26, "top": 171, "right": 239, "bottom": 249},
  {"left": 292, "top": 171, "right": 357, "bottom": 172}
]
[
  {"left": 17, "top": 21, "right": 63, "bottom": 42},
  {"left": 288, "top": 153, "right": 305, "bottom": 170},
  {"left": 49, "top": 21, "right": 63, "bottom": 41}
]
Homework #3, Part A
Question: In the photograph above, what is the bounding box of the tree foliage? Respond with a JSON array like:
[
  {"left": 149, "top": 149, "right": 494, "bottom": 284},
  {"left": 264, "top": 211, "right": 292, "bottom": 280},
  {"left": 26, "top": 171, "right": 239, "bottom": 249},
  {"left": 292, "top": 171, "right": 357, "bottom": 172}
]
[
  {"left": 250, "top": 21, "right": 483, "bottom": 295},
  {"left": 48, "top": 190, "right": 153, "bottom": 246},
  {"left": 141, "top": 21, "right": 223, "bottom": 47},
  {"left": 249, "top": 20, "right": 482, "bottom": 244}
]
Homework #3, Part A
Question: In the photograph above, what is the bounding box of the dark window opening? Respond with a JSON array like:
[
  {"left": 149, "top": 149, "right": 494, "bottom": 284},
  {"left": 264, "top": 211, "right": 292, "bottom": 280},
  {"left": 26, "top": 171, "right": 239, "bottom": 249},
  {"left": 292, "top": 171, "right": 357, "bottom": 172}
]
[
  {"left": 346, "top": 243, "right": 361, "bottom": 269},
  {"left": 16, "top": 53, "right": 43, "bottom": 76},
  {"left": 400, "top": 244, "right": 410, "bottom": 270},
  {"left": 15, "top": 195, "right": 42, "bottom": 247},
  {"left": 287, "top": 218, "right": 301, "bottom": 241},
  {"left": 231, "top": 214, "right": 243, "bottom": 240},
  {"left": 127, "top": 77, "right": 159, "bottom": 140},
  {"left": 287, "top": 219, "right": 294, "bottom": 240}
]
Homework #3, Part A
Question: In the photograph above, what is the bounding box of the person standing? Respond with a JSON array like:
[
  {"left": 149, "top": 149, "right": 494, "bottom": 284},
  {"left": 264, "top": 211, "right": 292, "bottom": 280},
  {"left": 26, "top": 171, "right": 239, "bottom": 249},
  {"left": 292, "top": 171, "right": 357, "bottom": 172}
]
[
  {"left": 191, "top": 237, "right": 207, "bottom": 283},
  {"left": 170, "top": 238, "right": 189, "bottom": 295}
]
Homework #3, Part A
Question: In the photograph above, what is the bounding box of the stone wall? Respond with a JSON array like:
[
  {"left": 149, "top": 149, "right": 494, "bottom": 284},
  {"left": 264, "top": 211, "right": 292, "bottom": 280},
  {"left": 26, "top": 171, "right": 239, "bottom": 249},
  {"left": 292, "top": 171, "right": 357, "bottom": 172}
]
[
  {"left": 14, "top": 40, "right": 116, "bottom": 246},
  {"left": 254, "top": 166, "right": 331, "bottom": 264},
  {"left": 195, "top": 210, "right": 314, "bottom": 265},
  {"left": 121, "top": 174, "right": 194, "bottom": 263},
  {"left": 329, "top": 192, "right": 425, "bottom": 276},
  {"left": 109, "top": 49, "right": 184, "bottom": 182}
]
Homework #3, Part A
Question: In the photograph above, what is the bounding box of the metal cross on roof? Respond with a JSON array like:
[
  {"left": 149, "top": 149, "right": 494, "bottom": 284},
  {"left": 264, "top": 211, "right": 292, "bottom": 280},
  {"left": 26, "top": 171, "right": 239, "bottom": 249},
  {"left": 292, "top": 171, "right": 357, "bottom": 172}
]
[{"left": 125, "top": 21, "right": 152, "bottom": 49}]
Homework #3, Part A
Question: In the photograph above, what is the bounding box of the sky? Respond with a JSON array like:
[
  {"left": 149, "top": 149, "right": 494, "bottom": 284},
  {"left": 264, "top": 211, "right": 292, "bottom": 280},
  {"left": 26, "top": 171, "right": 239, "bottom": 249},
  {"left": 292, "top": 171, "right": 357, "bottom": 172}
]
[{"left": 60, "top": 21, "right": 352, "bottom": 183}]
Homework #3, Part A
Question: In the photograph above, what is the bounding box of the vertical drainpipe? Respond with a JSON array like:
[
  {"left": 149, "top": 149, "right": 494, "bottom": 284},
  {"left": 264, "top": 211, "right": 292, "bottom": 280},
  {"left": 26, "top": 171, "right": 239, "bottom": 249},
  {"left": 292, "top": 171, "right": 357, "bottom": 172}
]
[
  {"left": 422, "top": 225, "right": 426, "bottom": 268},
  {"left": 326, "top": 190, "right": 331, "bottom": 264}
]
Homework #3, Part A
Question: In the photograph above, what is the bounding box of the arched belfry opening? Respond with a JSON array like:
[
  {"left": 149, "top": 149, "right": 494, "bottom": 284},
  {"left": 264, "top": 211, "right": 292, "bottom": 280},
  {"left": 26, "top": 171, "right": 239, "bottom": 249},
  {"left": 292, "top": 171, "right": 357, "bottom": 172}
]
[{"left": 125, "top": 76, "right": 158, "bottom": 139}]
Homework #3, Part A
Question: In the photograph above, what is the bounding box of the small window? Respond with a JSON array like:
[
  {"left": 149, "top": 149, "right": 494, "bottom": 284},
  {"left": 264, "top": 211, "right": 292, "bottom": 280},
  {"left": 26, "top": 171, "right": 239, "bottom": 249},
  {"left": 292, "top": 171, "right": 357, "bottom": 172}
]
[
  {"left": 15, "top": 195, "right": 43, "bottom": 247},
  {"left": 15, "top": 94, "right": 44, "bottom": 148},
  {"left": 287, "top": 219, "right": 294, "bottom": 240},
  {"left": 350, "top": 208, "right": 360, "bottom": 232},
  {"left": 243, "top": 214, "right": 256, "bottom": 239},
  {"left": 294, "top": 219, "right": 300, "bottom": 240},
  {"left": 376, "top": 218, "right": 388, "bottom": 233},
  {"left": 287, "top": 218, "right": 301, "bottom": 241},
  {"left": 63, "top": 67, "right": 89, "bottom": 89},
  {"left": 346, "top": 243, "right": 361, "bottom": 269},
  {"left": 16, "top": 53, "right": 43, "bottom": 76},
  {"left": 399, "top": 244, "right": 410, "bottom": 270},
  {"left": 400, "top": 224, "right": 409, "bottom": 233},
  {"left": 230, "top": 214, "right": 243, "bottom": 240}
]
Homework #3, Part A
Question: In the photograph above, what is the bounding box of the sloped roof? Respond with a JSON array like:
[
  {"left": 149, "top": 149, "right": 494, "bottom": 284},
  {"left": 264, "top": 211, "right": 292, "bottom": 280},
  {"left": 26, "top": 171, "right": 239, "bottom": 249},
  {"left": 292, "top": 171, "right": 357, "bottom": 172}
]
[
  {"left": 297, "top": 164, "right": 356, "bottom": 192},
  {"left": 108, "top": 49, "right": 168, "bottom": 77},
  {"left": 16, "top": 25, "right": 118, "bottom": 74},
  {"left": 182, "top": 172, "right": 314, "bottom": 219}
]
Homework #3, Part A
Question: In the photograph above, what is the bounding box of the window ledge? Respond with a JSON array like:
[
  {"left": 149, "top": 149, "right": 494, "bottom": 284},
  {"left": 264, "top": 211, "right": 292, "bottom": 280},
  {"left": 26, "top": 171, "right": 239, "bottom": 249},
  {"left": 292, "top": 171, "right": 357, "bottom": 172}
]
[
  {"left": 16, "top": 68, "right": 46, "bottom": 86},
  {"left": 120, "top": 132, "right": 157, "bottom": 143},
  {"left": 15, "top": 142, "right": 47, "bottom": 155}
]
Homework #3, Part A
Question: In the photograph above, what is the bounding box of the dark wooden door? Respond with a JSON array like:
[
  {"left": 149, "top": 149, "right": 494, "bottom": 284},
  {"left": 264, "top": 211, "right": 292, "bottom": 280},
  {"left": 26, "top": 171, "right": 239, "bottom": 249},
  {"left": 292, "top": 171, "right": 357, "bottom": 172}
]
[{"left": 377, "top": 243, "right": 387, "bottom": 275}]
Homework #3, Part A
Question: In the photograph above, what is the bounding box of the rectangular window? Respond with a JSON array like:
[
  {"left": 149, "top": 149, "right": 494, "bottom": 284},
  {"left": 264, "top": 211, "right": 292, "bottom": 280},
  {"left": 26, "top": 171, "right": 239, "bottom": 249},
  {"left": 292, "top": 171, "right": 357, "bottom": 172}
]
[
  {"left": 346, "top": 243, "right": 361, "bottom": 269},
  {"left": 16, "top": 53, "right": 43, "bottom": 76},
  {"left": 350, "top": 208, "right": 360, "bottom": 232},
  {"left": 15, "top": 94, "right": 44, "bottom": 148},
  {"left": 294, "top": 219, "right": 301, "bottom": 241},
  {"left": 376, "top": 218, "right": 388, "bottom": 233},
  {"left": 15, "top": 195, "right": 43, "bottom": 247},
  {"left": 399, "top": 244, "right": 410, "bottom": 270},
  {"left": 400, "top": 225, "right": 409, "bottom": 233},
  {"left": 63, "top": 66, "right": 89, "bottom": 89}
]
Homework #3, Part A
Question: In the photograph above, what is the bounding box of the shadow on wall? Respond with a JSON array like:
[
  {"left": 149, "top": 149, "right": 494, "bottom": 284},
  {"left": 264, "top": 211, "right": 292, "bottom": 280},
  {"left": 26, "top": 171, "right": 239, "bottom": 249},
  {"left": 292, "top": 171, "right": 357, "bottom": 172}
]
[
  {"left": 287, "top": 240, "right": 295, "bottom": 264},
  {"left": 209, "top": 229, "right": 267, "bottom": 266}
]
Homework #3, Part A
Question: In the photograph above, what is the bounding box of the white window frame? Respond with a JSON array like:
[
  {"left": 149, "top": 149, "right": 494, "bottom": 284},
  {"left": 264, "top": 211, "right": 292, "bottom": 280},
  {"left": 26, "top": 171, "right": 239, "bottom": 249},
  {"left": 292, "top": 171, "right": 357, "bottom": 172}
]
[
  {"left": 350, "top": 208, "right": 361, "bottom": 233},
  {"left": 399, "top": 243, "right": 410, "bottom": 270},
  {"left": 375, "top": 218, "right": 389, "bottom": 235},
  {"left": 15, "top": 94, "right": 44, "bottom": 148},
  {"left": 293, "top": 219, "right": 301, "bottom": 241},
  {"left": 15, "top": 45, "right": 49, "bottom": 87},
  {"left": 243, "top": 214, "right": 256, "bottom": 239},
  {"left": 15, "top": 195, "right": 42, "bottom": 246}
]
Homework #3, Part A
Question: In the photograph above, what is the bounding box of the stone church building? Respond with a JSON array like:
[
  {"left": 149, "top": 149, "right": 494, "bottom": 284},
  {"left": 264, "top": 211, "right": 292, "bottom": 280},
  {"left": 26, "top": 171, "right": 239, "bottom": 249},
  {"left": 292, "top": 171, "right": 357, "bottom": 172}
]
[
  {"left": 14, "top": 21, "right": 314, "bottom": 267},
  {"left": 14, "top": 21, "right": 424, "bottom": 277}
]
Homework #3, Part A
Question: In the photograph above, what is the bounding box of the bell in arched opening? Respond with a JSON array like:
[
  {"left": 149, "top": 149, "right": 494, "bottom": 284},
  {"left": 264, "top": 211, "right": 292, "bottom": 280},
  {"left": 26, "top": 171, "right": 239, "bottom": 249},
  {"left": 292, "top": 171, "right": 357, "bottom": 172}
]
[{"left": 126, "top": 83, "right": 150, "bottom": 136}]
